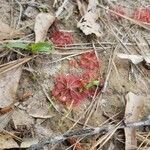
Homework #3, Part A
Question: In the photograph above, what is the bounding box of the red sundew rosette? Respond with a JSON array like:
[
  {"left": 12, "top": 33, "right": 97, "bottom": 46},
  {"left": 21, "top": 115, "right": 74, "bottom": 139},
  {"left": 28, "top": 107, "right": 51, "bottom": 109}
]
[
  {"left": 50, "top": 30, "right": 73, "bottom": 47},
  {"left": 132, "top": 8, "right": 150, "bottom": 23},
  {"left": 79, "top": 51, "right": 100, "bottom": 70},
  {"left": 51, "top": 74, "right": 86, "bottom": 105}
]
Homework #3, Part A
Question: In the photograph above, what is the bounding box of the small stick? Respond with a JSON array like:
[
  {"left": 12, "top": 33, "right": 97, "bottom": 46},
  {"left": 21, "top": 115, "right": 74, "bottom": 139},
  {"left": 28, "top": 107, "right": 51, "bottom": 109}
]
[
  {"left": 29, "top": 116, "right": 150, "bottom": 150},
  {"left": 15, "top": 0, "right": 23, "bottom": 29}
]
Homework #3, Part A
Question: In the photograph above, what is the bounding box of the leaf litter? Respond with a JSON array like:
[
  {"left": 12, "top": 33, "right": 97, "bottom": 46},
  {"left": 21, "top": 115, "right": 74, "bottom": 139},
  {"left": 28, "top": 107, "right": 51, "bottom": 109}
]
[
  {"left": 0, "top": 0, "right": 150, "bottom": 150},
  {"left": 0, "top": 57, "right": 31, "bottom": 108},
  {"left": 34, "top": 13, "right": 55, "bottom": 42},
  {"left": 55, "top": 0, "right": 75, "bottom": 20},
  {"left": 77, "top": 0, "right": 102, "bottom": 37},
  {"left": 0, "top": 21, "right": 23, "bottom": 41},
  {"left": 124, "top": 92, "right": 145, "bottom": 150},
  {"left": 0, "top": 134, "right": 19, "bottom": 149}
]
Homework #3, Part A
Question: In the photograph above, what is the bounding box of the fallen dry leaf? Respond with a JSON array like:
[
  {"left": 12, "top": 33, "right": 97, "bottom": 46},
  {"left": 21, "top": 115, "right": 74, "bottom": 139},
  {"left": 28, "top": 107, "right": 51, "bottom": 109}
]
[
  {"left": 24, "top": 6, "right": 39, "bottom": 19},
  {"left": 27, "top": 98, "right": 53, "bottom": 119},
  {"left": 0, "top": 134, "right": 19, "bottom": 149},
  {"left": 134, "top": 35, "right": 150, "bottom": 69},
  {"left": 0, "top": 66, "right": 22, "bottom": 108},
  {"left": 12, "top": 108, "right": 34, "bottom": 128},
  {"left": 34, "top": 125, "right": 52, "bottom": 140},
  {"left": 77, "top": 0, "right": 102, "bottom": 37},
  {"left": 142, "top": 54, "right": 150, "bottom": 69},
  {"left": 144, "top": 55, "right": 150, "bottom": 64},
  {"left": 0, "top": 111, "right": 13, "bottom": 132},
  {"left": 55, "top": 0, "right": 75, "bottom": 20},
  {"left": 34, "top": 13, "right": 55, "bottom": 42},
  {"left": 0, "top": 57, "right": 31, "bottom": 108},
  {"left": 124, "top": 92, "right": 144, "bottom": 150},
  {"left": 0, "top": 21, "right": 22, "bottom": 41},
  {"left": 117, "top": 53, "right": 150, "bottom": 68},
  {"left": 117, "top": 53, "right": 143, "bottom": 64},
  {"left": 20, "top": 138, "right": 38, "bottom": 148},
  {"left": 76, "top": 0, "right": 87, "bottom": 16}
]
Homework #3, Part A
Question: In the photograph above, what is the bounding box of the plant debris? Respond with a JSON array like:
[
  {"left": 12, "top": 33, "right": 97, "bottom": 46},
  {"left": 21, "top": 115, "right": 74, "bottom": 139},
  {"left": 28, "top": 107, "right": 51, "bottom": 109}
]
[
  {"left": 0, "top": 21, "right": 22, "bottom": 41},
  {"left": 0, "top": 134, "right": 19, "bottom": 149},
  {"left": 20, "top": 138, "right": 38, "bottom": 148},
  {"left": 0, "top": 57, "right": 31, "bottom": 108},
  {"left": 34, "top": 13, "right": 55, "bottom": 42},
  {"left": 55, "top": 0, "right": 75, "bottom": 20},
  {"left": 24, "top": 6, "right": 39, "bottom": 19},
  {"left": 76, "top": 0, "right": 87, "bottom": 16},
  {"left": 117, "top": 53, "right": 144, "bottom": 65},
  {"left": 117, "top": 53, "right": 150, "bottom": 68},
  {"left": 12, "top": 108, "right": 34, "bottom": 129},
  {"left": 29, "top": 117, "right": 150, "bottom": 150},
  {"left": 0, "top": 111, "right": 13, "bottom": 132},
  {"left": 77, "top": 0, "right": 102, "bottom": 37},
  {"left": 124, "top": 92, "right": 144, "bottom": 150}
]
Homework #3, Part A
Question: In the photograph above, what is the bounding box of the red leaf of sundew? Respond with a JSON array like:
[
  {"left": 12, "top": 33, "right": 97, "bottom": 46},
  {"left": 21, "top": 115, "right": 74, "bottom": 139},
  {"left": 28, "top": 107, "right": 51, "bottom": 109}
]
[
  {"left": 51, "top": 51, "right": 104, "bottom": 106},
  {"left": 50, "top": 30, "right": 73, "bottom": 46},
  {"left": 51, "top": 74, "right": 86, "bottom": 104},
  {"left": 69, "top": 59, "right": 78, "bottom": 68},
  {"left": 109, "top": 5, "right": 125, "bottom": 20},
  {"left": 81, "top": 70, "right": 97, "bottom": 85},
  {"left": 51, "top": 73, "right": 104, "bottom": 105},
  {"left": 132, "top": 8, "right": 150, "bottom": 23},
  {"left": 79, "top": 51, "right": 99, "bottom": 70}
]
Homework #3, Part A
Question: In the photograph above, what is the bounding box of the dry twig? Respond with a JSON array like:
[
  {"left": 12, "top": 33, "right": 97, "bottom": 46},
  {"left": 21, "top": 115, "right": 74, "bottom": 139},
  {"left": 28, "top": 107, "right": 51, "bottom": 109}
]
[{"left": 29, "top": 116, "right": 150, "bottom": 150}]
